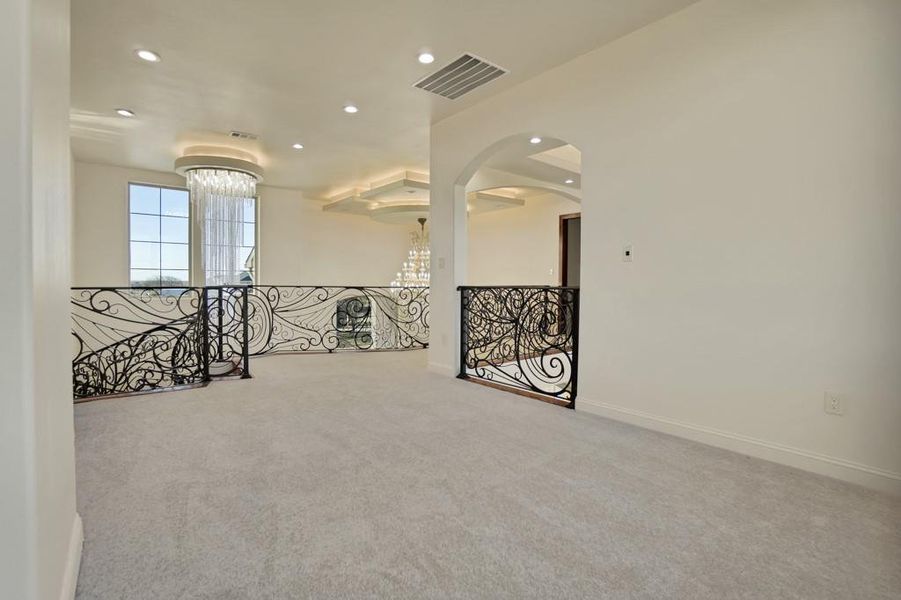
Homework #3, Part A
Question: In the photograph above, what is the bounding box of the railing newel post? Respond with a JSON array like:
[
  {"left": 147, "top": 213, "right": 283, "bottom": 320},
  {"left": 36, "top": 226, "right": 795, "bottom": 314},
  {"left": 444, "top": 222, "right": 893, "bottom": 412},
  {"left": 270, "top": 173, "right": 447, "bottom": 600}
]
[
  {"left": 201, "top": 287, "right": 211, "bottom": 383},
  {"left": 569, "top": 288, "right": 580, "bottom": 409},
  {"left": 457, "top": 286, "right": 468, "bottom": 379},
  {"left": 216, "top": 286, "right": 224, "bottom": 362},
  {"left": 241, "top": 285, "right": 251, "bottom": 378}
]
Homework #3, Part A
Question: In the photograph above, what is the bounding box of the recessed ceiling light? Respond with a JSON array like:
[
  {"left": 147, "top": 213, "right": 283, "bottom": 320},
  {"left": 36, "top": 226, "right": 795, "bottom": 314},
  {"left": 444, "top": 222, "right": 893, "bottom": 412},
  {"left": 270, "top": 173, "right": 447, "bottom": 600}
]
[
  {"left": 292, "top": 143, "right": 304, "bottom": 150},
  {"left": 135, "top": 49, "right": 161, "bottom": 63},
  {"left": 343, "top": 104, "right": 359, "bottom": 114},
  {"left": 115, "top": 108, "right": 136, "bottom": 117},
  {"left": 418, "top": 52, "right": 435, "bottom": 64},
  {"left": 565, "top": 179, "right": 574, "bottom": 184},
  {"left": 529, "top": 136, "right": 542, "bottom": 144}
]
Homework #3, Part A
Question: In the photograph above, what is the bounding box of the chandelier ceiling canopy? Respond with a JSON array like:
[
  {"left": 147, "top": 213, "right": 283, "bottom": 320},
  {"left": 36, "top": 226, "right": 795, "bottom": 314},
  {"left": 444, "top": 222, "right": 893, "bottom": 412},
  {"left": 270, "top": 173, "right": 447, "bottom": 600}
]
[{"left": 174, "top": 145, "right": 264, "bottom": 181}]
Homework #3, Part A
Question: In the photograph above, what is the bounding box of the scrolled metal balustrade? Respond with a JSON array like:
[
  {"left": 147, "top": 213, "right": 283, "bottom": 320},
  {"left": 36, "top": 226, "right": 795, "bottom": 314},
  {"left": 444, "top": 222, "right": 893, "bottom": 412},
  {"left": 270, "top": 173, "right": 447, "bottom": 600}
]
[
  {"left": 71, "top": 285, "right": 430, "bottom": 400},
  {"left": 71, "top": 287, "right": 209, "bottom": 399},
  {"left": 245, "top": 286, "right": 429, "bottom": 354},
  {"left": 458, "top": 285, "right": 579, "bottom": 407}
]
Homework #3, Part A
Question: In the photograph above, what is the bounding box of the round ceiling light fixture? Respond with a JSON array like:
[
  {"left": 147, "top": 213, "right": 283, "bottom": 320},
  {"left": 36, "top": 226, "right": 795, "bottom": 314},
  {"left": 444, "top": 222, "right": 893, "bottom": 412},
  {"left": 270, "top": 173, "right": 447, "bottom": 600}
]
[
  {"left": 115, "top": 108, "right": 136, "bottom": 117},
  {"left": 135, "top": 49, "right": 161, "bottom": 63},
  {"left": 418, "top": 52, "right": 435, "bottom": 64},
  {"left": 529, "top": 136, "right": 542, "bottom": 144},
  {"left": 343, "top": 104, "right": 359, "bottom": 114},
  {"left": 565, "top": 178, "right": 575, "bottom": 184},
  {"left": 292, "top": 143, "right": 304, "bottom": 150}
]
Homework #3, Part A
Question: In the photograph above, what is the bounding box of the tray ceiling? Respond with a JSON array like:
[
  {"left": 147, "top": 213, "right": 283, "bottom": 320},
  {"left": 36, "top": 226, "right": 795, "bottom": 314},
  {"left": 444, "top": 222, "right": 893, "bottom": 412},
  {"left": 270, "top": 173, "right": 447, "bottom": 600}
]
[{"left": 71, "top": 0, "right": 698, "bottom": 194}]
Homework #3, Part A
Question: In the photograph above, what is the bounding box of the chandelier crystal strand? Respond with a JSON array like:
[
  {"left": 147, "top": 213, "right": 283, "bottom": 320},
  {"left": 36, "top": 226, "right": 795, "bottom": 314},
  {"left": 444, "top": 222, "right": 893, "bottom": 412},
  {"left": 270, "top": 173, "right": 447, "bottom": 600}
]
[
  {"left": 186, "top": 169, "right": 256, "bottom": 286},
  {"left": 391, "top": 217, "right": 430, "bottom": 288}
]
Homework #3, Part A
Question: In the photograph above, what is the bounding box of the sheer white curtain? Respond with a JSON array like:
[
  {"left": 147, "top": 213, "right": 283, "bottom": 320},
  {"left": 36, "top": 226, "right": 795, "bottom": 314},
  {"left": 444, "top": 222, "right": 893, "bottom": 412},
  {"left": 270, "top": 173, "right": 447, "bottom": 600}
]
[{"left": 186, "top": 169, "right": 256, "bottom": 286}]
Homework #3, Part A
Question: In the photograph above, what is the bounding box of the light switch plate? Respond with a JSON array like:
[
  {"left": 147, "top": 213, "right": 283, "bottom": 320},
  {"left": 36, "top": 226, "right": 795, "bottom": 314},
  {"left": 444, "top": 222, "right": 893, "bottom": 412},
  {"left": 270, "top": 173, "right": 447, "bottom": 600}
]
[{"left": 622, "top": 244, "right": 633, "bottom": 262}]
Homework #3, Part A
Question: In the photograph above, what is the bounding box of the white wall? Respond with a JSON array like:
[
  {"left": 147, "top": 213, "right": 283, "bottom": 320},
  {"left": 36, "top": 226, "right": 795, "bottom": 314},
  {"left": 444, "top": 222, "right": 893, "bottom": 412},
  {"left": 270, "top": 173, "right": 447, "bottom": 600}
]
[
  {"left": 429, "top": 0, "right": 901, "bottom": 493},
  {"left": 73, "top": 161, "right": 413, "bottom": 287},
  {"left": 257, "top": 185, "right": 412, "bottom": 286},
  {"left": 1, "top": 0, "right": 81, "bottom": 598},
  {"left": 468, "top": 193, "right": 579, "bottom": 286},
  {"left": 72, "top": 162, "right": 184, "bottom": 286}
]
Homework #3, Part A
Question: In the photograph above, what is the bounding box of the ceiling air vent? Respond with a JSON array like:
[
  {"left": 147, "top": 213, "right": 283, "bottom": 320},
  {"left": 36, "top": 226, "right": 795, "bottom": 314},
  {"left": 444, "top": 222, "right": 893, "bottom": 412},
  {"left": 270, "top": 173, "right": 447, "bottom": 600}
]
[
  {"left": 229, "top": 130, "right": 259, "bottom": 140},
  {"left": 413, "top": 54, "right": 507, "bottom": 100}
]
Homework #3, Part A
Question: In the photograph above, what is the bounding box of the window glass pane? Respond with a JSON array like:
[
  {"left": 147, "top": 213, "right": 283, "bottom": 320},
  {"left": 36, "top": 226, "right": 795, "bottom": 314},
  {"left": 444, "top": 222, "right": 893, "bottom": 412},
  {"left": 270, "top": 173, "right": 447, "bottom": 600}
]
[
  {"left": 130, "top": 242, "right": 160, "bottom": 269},
  {"left": 242, "top": 200, "right": 255, "bottom": 223},
  {"left": 130, "top": 214, "right": 160, "bottom": 242},
  {"left": 160, "top": 216, "right": 189, "bottom": 243},
  {"left": 161, "top": 188, "right": 189, "bottom": 217},
  {"left": 129, "top": 184, "right": 192, "bottom": 285},
  {"left": 238, "top": 246, "right": 253, "bottom": 265},
  {"left": 129, "top": 184, "right": 160, "bottom": 214},
  {"left": 160, "top": 243, "right": 189, "bottom": 269},
  {"left": 242, "top": 223, "right": 255, "bottom": 246},
  {"left": 130, "top": 269, "right": 161, "bottom": 287},
  {"left": 160, "top": 270, "right": 189, "bottom": 286}
]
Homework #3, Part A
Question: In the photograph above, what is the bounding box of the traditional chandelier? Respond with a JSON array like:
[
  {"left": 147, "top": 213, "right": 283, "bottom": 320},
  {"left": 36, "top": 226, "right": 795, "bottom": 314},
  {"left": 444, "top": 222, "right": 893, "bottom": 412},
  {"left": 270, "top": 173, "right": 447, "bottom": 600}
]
[{"left": 391, "top": 217, "right": 430, "bottom": 288}]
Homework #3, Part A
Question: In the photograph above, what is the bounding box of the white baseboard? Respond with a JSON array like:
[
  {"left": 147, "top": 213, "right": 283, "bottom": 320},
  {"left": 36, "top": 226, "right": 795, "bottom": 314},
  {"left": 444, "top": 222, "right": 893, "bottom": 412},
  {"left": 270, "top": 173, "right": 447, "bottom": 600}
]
[
  {"left": 59, "top": 513, "right": 83, "bottom": 600},
  {"left": 578, "top": 399, "right": 901, "bottom": 496},
  {"left": 428, "top": 362, "right": 456, "bottom": 377}
]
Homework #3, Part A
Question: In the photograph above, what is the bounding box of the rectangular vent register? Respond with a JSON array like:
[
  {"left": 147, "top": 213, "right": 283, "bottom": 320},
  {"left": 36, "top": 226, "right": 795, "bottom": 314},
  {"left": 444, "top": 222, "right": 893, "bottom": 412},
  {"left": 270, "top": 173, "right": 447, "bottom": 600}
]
[{"left": 414, "top": 54, "right": 507, "bottom": 100}]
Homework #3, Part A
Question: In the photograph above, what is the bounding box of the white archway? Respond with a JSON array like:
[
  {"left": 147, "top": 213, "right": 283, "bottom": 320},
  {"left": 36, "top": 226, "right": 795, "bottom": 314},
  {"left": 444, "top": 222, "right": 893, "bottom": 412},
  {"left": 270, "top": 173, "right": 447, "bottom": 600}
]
[
  {"left": 453, "top": 132, "right": 582, "bottom": 283},
  {"left": 434, "top": 133, "right": 582, "bottom": 401},
  {"left": 426, "top": 124, "right": 593, "bottom": 378}
]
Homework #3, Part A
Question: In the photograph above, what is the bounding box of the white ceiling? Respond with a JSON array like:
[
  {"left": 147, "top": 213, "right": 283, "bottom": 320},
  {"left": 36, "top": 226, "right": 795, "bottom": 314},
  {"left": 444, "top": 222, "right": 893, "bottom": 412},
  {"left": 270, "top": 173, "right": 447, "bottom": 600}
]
[
  {"left": 71, "top": 0, "right": 698, "bottom": 196},
  {"left": 483, "top": 139, "right": 583, "bottom": 189}
]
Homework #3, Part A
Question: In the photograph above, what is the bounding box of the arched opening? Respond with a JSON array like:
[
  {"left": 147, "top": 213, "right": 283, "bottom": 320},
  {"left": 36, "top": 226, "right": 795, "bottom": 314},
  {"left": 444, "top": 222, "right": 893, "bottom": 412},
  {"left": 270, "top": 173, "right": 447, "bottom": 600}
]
[{"left": 453, "top": 134, "right": 582, "bottom": 407}]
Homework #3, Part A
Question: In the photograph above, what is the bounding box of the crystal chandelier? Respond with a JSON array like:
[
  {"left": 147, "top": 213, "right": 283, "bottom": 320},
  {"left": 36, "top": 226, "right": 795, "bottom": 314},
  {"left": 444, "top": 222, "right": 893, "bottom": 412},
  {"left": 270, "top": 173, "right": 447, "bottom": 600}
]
[
  {"left": 175, "top": 148, "right": 263, "bottom": 286},
  {"left": 186, "top": 168, "right": 257, "bottom": 286},
  {"left": 391, "top": 217, "right": 430, "bottom": 288}
]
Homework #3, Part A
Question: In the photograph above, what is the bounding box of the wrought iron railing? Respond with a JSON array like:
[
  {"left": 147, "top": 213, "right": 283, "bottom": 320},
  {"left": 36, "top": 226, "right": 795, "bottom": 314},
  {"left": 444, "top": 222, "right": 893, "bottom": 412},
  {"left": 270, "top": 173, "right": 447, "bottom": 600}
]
[
  {"left": 71, "top": 285, "right": 429, "bottom": 400},
  {"left": 72, "top": 287, "right": 211, "bottom": 399},
  {"left": 458, "top": 286, "right": 579, "bottom": 408},
  {"left": 245, "top": 286, "right": 430, "bottom": 355}
]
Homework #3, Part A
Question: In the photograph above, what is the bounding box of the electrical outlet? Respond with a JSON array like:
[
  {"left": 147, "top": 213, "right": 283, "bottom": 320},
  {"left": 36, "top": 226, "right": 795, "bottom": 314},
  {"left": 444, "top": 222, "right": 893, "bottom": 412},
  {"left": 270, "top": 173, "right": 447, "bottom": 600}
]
[
  {"left": 622, "top": 244, "right": 633, "bottom": 262},
  {"left": 824, "top": 392, "right": 844, "bottom": 416}
]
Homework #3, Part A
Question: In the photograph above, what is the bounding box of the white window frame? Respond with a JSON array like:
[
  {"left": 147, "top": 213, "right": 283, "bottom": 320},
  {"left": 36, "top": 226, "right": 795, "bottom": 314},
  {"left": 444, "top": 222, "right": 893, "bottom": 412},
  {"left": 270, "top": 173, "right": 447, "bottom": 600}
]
[{"left": 127, "top": 181, "right": 193, "bottom": 287}]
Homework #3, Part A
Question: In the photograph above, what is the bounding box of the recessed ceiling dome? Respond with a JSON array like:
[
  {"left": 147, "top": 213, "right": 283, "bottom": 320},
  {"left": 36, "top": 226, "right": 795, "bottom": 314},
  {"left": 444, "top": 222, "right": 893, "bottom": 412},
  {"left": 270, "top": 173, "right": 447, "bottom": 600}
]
[{"left": 174, "top": 145, "right": 264, "bottom": 181}]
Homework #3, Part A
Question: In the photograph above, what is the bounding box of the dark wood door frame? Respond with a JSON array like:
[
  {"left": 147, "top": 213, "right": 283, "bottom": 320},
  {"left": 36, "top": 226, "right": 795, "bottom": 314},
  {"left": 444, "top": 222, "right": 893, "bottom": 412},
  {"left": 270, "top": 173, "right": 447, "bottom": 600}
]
[{"left": 559, "top": 212, "right": 581, "bottom": 286}]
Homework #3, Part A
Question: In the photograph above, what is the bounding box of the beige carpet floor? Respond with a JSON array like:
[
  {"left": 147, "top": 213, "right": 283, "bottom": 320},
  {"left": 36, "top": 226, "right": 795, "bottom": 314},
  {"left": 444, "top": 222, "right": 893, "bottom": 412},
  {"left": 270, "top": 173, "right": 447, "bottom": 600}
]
[{"left": 74, "top": 351, "right": 901, "bottom": 599}]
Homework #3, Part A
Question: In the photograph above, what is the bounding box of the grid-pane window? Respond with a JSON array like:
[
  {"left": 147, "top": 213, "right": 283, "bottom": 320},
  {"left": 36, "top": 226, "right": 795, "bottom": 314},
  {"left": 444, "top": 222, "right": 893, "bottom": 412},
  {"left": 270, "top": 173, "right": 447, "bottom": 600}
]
[
  {"left": 239, "top": 198, "right": 256, "bottom": 284},
  {"left": 129, "top": 184, "right": 190, "bottom": 286}
]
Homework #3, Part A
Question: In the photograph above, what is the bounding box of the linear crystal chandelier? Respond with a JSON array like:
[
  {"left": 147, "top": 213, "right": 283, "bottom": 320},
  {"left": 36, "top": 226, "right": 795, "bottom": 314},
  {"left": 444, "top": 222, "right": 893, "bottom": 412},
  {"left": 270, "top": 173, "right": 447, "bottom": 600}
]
[
  {"left": 175, "top": 148, "right": 264, "bottom": 286},
  {"left": 391, "top": 217, "right": 430, "bottom": 288},
  {"left": 186, "top": 169, "right": 256, "bottom": 285}
]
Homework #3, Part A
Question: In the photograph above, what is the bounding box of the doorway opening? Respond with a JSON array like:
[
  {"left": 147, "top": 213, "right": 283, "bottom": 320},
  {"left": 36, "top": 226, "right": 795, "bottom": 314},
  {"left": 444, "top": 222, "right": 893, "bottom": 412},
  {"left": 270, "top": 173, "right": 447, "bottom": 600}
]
[{"left": 559, "top": 212, "right": 581, "bottom": 287}]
